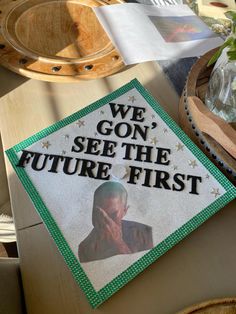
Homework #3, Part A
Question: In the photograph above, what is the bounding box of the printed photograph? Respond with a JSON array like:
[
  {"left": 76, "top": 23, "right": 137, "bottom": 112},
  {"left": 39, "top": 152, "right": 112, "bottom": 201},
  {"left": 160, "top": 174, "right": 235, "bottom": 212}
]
[
  {"left": 149, "top": 15, "right": 218, "bottom": 42},
  {"left": 78, "top": 181, "right": 153, "bottom": 263}
]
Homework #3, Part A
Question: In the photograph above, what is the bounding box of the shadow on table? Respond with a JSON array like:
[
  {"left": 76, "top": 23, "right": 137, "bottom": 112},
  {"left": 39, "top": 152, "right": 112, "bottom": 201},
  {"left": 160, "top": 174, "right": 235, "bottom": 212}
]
[{"left": 0, "top": 66, "right": 29, "bottom": 98}]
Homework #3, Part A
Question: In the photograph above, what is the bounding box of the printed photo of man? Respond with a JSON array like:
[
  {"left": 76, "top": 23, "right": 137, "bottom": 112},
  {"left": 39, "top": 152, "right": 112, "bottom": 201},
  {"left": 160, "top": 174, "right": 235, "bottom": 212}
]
[{"left": 79, "top": 181, "right": 153, "bottom": 263}]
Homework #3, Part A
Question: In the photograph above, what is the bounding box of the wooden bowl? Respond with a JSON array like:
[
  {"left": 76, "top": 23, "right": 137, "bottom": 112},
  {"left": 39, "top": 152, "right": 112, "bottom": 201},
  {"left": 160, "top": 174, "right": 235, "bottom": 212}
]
[
  {"left": 179, "top": 48, "right": 236, "bottom": 183},
  {"left": 177, "top": 297, "right": 236, "bottom": 313},
  {"left": 0, "top": 0, "right": 125, "bottom": 81}
]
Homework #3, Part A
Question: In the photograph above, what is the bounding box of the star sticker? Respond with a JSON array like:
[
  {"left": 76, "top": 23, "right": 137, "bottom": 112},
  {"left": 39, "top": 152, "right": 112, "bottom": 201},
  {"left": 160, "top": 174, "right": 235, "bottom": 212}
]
[
  {"left": 206, "top": 174, "right": 210, "bottom": 179},
  {"left": 211, "top": 188, "right": 221, "bottom": 198},
  {"left": 99, "top": 110, "right": 105, "bottom": 115},
  {"left": 63, "top": 134, "right": 69, "bottom": 140},
  {"left": 76, "top": 120, "right": 85, "bottom": 127},
  {"left": 188, "top": 160, "right": 197, "bottom": 168},
  {"left": 163, "top": 128, "right": 168, "bottom": 133},
  {"left": 150, "top": 137, "right": 158, "bottom": 145},
  {"left": 41, "top": 141, "right": 51, "bottom": 149},
  {"left": 176, "top": 142, "right": 184, "bottom": 151},
  {"left": 61, "top": 150, "right": 66, "bottom": 155},
  {"left": 172, "top": 165, "right": 178, "bottom": 170},
  {"left": 128, "top": 96, "right": 136, "bottom": 103}
]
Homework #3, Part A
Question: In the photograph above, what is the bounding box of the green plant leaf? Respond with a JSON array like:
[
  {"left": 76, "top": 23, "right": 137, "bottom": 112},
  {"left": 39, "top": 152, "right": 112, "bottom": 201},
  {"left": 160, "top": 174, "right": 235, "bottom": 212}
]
[
  {"left": 225, "top": 10, "right": 236, "bottom": 34},
  {"left": 227, "top": 50, "right": 236, "bottom": 60},
  {"left": 207, "top": 37, "right": 234, "bottom": 66},
  {"left": 225, "top": 11, "right": 236, "bottom": 22}
]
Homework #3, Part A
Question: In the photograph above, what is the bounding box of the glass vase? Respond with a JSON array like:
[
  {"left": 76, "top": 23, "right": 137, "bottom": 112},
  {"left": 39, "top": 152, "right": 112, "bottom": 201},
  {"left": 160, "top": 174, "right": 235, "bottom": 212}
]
[{"left": 205, "top": 48, "right": 236, "bottom": 123}]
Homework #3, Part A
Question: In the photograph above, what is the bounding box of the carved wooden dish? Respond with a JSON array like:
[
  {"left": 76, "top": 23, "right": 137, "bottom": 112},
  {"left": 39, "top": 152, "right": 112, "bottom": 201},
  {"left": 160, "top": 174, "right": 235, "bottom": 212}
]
[
  {"left": 177, "top": 297, "right": 236, "bottom": 314},
  {"left": 179, "top": 48, "right": 236, "bottom": 183},
  {"left": 0, "top": 0, "right": 125, "bottom": 81}
]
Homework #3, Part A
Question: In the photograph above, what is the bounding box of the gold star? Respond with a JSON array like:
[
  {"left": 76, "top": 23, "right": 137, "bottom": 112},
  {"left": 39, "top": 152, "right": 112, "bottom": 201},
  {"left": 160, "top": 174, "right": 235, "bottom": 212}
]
[
  {"left": 163, "top": 128, "right": 168, "bottom": 133},
  {"left": 188, "top": 160, "right": 197, "bottom": 168},
  {"left": 76, "top": 120, "right": 85, "bottom": 127},
  {"left": 128, "top": 96, "right": 136, "bottom": 103},
  {"left": 206, "top": 174, "right": 210, "bottom": 179},
  {"left": 150, "top": 137, "right": 158, "bottom": 145},
  {"left": 41, "top": 141, "right": 51, "bottom": 149},
  {"left": 211, "top": 188, "right": 221, "bottom": 198},
  {"left": 176, "top": 142, "right": 184, "bottom": 151}
]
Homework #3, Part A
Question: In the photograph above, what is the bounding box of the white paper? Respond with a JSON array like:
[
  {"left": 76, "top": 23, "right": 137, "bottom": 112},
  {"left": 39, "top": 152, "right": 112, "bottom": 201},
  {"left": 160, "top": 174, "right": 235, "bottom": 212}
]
[
  {"left": 94, "top": 4, "right": 223, "bottom": 64},
  {"left": 135, "top": 0, "right": 182, "bottom": 5}
]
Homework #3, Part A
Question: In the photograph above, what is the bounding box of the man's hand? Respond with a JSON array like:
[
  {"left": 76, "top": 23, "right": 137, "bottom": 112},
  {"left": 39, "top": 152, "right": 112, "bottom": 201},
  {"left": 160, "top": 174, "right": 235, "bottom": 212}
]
[
  {"left": 94, "top": 207, "right": 131, "bottom": 254},
  {"left": 96, "top": 207, "right": 122, "bottom": 242}
]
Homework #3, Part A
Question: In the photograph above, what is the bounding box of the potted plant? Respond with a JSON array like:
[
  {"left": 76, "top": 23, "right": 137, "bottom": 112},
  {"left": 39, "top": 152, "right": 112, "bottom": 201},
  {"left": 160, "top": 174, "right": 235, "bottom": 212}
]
[{"left": 205, "top": 11, "right": 236, "bottom": 123}]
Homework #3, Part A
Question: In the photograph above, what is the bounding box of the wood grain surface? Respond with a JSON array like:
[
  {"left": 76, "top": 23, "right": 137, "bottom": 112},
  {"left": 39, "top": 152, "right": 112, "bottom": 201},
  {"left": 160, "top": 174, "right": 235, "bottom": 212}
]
[
  {"left": 188, "top": 96, "right": 236, "bottom": 160},
  {"left": 177, "top": 298, "right": 236, "bottom": 314},
  {"left": 0, "top": 0, "right": 125, "bottom": 81}
]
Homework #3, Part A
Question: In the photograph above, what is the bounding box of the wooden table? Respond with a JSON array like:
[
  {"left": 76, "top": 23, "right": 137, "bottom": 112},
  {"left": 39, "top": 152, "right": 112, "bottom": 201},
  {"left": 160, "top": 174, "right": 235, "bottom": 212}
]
[{"left": 0, "top": 62, "right": 236, "bottom": 314}]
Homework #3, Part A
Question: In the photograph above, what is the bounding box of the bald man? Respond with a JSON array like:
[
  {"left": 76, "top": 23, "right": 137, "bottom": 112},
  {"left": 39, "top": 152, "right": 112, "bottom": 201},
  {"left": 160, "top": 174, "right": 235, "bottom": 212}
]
[{"left": 79, "top": 182, "right": 153, "bottom": 263}]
